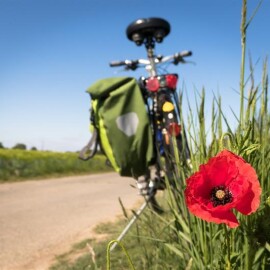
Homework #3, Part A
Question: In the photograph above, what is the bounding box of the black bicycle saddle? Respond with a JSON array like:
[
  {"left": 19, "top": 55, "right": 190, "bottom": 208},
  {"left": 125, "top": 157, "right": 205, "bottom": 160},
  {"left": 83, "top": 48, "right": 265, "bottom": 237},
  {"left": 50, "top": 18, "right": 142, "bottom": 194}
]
[{"left": 126, "top": 18, "right": 170, "bottom": 46}]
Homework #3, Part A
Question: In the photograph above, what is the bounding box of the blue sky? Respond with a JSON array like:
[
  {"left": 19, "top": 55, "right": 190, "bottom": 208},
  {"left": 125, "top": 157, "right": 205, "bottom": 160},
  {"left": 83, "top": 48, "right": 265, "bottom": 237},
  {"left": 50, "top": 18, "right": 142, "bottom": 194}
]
[{"left": 0, "top": 0, "right": 269, "bottom": 152}]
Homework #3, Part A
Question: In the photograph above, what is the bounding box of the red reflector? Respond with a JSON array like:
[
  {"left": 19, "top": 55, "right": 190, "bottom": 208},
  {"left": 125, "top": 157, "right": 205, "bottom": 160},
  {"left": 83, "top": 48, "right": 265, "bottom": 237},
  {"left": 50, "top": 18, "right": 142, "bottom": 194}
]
[
  {"left": 166, "top": 74, "right": 178, "bottom": 89},
  {"left": 168, "top": 123, "right": 181, "bottom": 136},
  {"left": 146, "top": 77, "right": 159, "bottom": 92}
]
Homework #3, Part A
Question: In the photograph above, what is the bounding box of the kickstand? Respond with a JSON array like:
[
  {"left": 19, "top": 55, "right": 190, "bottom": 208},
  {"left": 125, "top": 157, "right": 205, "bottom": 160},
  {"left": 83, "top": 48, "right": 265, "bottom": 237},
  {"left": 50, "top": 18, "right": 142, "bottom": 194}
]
[{"left": 109, "top": 198, "right": 149, "bottom": 252}]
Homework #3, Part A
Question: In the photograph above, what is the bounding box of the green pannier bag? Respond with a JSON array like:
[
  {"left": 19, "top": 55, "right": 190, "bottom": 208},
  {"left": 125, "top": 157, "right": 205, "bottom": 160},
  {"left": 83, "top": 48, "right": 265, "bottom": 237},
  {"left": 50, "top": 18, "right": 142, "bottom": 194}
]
[{"left": 79, "top": 77, "right": 154, "bottom": 178}]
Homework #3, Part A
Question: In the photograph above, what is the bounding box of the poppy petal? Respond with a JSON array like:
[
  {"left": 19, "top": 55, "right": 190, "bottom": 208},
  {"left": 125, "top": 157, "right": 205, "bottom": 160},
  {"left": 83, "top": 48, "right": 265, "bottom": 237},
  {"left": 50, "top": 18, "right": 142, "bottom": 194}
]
[
  {"left": 209, "top": 210, "right": 239, "bottom": 228},
  {"left": 203, "top": 153, "right": 239, "bottom": 187},
  {"left": 186, "top": 198, "right": 239, "bottom": 228},
  {"left": 235, "top": 159, "right": 261, "bottom": 214}
]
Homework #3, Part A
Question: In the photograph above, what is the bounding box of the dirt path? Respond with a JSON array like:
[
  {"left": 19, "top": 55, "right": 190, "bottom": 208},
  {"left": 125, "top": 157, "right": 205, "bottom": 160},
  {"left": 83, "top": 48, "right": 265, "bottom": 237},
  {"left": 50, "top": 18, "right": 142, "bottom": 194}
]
[{"left": 0, "top": 173, "right": 140, "bottom": 270}]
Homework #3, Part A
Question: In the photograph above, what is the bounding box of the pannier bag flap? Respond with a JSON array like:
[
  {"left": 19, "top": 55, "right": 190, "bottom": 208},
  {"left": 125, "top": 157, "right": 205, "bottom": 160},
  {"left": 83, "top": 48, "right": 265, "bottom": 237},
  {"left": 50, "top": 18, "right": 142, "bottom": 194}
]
[
  {"left": 86, "top": 77, "right": 154, "bottom": 178},
  {"left": 87, "top": 77, "right": 132, "bottom": 99}
]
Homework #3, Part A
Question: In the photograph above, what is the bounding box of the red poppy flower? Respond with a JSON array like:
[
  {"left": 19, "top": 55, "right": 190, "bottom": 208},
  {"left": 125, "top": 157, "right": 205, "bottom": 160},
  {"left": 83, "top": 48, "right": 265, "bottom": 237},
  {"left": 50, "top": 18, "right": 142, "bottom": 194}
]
[{"left": 184, "top": 150, "right": 261, "bottom": 228}]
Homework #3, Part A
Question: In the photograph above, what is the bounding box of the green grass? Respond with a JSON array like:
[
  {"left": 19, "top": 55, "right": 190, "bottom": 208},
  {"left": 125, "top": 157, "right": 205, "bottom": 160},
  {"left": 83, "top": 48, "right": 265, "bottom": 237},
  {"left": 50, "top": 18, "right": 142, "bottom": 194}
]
[
  {"left": 49, "top": 199, "right": 184, "bottom": 270},
  {"left": 0, "top": 149, "right": 112, "bottom": 182}
]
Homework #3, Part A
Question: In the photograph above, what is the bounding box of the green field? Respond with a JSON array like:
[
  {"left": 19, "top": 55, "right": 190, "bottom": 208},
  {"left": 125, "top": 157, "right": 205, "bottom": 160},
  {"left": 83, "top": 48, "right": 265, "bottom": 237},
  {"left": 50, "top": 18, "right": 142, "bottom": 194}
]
[{"left": 0, "top": 149, "right": 112, "bottom": 182}]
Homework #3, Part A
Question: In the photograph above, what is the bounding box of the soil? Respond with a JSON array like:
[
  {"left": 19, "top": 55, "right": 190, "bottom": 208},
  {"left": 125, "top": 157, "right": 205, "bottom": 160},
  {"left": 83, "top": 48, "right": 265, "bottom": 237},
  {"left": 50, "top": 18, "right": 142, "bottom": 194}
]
[{"left": 0, "top": 173, "right": 141, "bottom": 270}]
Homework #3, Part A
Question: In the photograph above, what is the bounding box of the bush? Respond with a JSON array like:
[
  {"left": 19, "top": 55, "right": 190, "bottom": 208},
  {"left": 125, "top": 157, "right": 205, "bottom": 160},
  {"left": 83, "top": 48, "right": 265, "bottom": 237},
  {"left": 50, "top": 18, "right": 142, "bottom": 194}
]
[
  {"left": 0, "top": 149, "right": 112, "bottom": 182},
  {"left": 12, "top": 143, "right": 27, "bottom": 150}
]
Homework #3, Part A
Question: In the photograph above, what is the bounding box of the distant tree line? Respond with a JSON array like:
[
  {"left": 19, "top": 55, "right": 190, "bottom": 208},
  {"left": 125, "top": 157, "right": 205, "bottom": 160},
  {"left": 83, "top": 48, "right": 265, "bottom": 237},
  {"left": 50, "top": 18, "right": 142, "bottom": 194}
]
[{"left": 0, "top": 142, "right": 37, "bottom": 151}]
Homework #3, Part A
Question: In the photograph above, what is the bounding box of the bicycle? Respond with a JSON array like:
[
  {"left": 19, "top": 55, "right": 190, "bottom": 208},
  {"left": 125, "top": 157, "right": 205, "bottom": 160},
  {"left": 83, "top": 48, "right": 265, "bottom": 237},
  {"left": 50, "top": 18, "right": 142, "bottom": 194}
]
[
  {"left": 107, "top": 17, "right": 192, "bottom": 251},
  {"left": 109, "top": 17, "right": 192, "bottom": 206}
]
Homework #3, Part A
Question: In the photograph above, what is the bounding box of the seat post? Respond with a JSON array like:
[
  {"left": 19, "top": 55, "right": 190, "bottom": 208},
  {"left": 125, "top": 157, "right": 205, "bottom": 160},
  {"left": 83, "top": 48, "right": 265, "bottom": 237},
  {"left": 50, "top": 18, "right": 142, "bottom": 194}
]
[{"left": 145, "top": 37, "right": 157, "bottom": 77}]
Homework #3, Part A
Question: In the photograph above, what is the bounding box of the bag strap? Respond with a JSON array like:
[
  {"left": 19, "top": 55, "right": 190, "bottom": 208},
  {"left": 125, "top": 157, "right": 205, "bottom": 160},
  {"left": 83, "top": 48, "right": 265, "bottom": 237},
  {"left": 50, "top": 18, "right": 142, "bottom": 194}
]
[{"left": 79, "top": 128, "right": 99, "bottom": 160}]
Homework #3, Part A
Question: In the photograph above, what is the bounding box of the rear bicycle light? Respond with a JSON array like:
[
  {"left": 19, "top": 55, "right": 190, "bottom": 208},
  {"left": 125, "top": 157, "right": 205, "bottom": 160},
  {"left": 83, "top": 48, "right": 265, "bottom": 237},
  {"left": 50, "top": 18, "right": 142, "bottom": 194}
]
[
  {"left": 146, "top": 77, "right": 159, "bottom": 92},
  {"left": 168, "top": 122, "right": 181, "bottom": 136},
  {"left": 145, "top": 74, "right": 178, "bottom": 92},
  {"left": 166, "top": 74, "right": 178, "bottom": 89}
]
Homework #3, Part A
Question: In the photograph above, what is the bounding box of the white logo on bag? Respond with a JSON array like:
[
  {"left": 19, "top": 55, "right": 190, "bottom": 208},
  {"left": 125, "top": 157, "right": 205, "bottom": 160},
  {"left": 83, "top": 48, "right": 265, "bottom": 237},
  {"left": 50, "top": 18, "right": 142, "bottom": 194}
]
[{"left": 116, "top": 112, "right": 139, "bottom": 136}]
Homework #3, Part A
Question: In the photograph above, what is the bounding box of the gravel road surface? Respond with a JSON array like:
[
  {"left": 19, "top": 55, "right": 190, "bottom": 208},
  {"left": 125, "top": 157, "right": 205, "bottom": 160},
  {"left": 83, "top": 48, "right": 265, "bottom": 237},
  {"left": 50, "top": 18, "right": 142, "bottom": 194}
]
[{"left": 0, "top": 173, "right": 140, "bottom": 270}]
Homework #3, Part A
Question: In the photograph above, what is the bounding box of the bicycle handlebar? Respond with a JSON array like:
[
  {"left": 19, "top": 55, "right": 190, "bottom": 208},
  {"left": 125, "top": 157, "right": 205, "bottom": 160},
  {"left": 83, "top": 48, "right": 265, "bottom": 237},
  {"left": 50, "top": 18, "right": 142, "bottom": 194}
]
[
  {"left": 109, "top": 61, "right": 126, "bottom": 67},
  {"left": 109, "top": 50, "right": 192, "bottom": 70},
  {"left": 109, "top": 60, "right": 139, "bottom": 70}
]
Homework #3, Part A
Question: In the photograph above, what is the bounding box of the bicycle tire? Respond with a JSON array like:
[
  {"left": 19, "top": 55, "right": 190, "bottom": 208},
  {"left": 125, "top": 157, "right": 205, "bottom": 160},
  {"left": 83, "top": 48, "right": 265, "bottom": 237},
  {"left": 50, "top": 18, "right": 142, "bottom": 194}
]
[
  {"left": 159, "top": 94, "right": 190, "bottom": 184},
  {"left": 146, "top": 194, "right": 164, "bottom": 214}
]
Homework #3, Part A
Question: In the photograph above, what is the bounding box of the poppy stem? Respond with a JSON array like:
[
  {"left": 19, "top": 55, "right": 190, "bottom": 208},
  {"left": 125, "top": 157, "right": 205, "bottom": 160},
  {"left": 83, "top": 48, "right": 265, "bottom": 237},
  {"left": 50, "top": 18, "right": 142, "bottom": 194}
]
[{"left": 224, "top": 225, "right": 231, "bottom": 270}]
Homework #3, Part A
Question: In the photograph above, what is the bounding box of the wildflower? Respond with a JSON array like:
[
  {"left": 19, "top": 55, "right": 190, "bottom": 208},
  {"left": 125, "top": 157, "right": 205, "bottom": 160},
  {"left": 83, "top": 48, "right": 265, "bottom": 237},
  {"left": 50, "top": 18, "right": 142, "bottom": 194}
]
[{"left": 184, "top": 150, "right": 261, "bottom": 228}]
